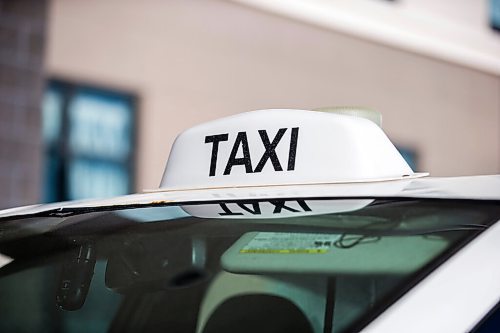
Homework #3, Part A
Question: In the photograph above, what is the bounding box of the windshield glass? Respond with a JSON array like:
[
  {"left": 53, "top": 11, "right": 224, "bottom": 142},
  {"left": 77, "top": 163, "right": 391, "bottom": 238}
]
[{"left": 0, "top": 198, "right": 499, "bottom": 333}]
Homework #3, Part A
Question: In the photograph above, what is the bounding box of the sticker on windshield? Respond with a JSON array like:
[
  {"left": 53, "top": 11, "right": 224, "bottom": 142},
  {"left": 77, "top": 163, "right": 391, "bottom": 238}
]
[{"left": 239, "top": 232, "right": 341, "bottom": 254}]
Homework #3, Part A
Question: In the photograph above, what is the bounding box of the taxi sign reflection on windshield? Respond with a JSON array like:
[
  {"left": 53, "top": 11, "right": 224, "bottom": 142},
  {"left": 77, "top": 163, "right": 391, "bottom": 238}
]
[{"left": 181, "top": 199, "right": 373, "bottom": 219}]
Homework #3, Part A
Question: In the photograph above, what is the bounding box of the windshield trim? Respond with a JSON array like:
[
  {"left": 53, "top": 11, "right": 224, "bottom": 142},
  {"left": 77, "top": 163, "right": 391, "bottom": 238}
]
[{"left": 1, "top": 197, "right": 499, "bottom": 222}]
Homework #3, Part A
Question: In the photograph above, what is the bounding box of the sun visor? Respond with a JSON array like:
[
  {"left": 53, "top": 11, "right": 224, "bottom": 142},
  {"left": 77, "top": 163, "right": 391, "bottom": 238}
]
[
  {"left": 159, "top": 109, "right": 426, "bottom": 191},
  {"left": 221, "top": 232, "right": 449, "bottom": 275}
]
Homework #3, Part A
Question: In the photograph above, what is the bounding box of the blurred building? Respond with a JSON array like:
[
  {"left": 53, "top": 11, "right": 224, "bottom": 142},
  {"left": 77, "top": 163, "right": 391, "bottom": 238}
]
[
  {"left": 0, "top": 0, "right": 47, "bottom": 209},
  {"left": 1, "top": 0, "right": 500, "bottom": 209}
]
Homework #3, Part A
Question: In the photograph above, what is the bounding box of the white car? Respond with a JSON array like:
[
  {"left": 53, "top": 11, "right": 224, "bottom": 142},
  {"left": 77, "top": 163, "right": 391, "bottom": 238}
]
[{"left": 0, "top": 109, "right": 499, "bottom": 333}]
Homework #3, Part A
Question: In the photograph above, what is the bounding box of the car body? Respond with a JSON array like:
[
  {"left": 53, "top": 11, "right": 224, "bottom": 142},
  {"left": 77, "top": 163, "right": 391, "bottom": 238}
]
[{"left": 0, "top": 109, "right": 499, "bottom": 333}]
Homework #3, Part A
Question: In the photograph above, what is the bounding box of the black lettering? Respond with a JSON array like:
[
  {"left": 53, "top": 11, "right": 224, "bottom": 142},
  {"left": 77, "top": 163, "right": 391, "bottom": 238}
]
[
  {"left": 223, "top": 132, "right": 253, "bottom": 175},
  {"left": 287, "top": 127, "right": 299, "bottom": 171},
  {"left": 218, "top": 203, "right": 243, "bottom": 216},
  {"left": 205, "top": 134, "right": 229, "bottom": 176},
  {"left": 237, "top": 203, "right": 261, "bottom": 215},
  {"left": 219, "top": 200, "right": 310, "bottom": 216},
  {"left": 269, "top": 200, "right": 300, "bottom": 214},
  {"left": 297, "top": 199, "right": 311, "bottom": 212},
  {"left": 254, "top": 128, "right": 287, "bottom": 173}
]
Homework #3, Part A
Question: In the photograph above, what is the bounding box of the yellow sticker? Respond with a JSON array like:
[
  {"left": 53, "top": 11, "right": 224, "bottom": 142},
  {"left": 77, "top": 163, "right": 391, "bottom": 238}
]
[
  {"left": 240, "top": 249, "right": 328, "bottom": 254},
  {"left": 239, "top": 232, "right": 340, "bottom": 254}
]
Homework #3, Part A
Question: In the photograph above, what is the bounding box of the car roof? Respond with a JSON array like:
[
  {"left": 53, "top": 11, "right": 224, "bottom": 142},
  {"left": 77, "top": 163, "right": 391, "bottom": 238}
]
[{"left": 1, "top": 175, "right": 499, "bottom": 219}]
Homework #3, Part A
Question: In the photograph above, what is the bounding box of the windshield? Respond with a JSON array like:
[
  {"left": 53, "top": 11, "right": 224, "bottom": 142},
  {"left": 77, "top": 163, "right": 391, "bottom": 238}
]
[{"left": 0, "top": 198, "right": 499, "bottom": 333}]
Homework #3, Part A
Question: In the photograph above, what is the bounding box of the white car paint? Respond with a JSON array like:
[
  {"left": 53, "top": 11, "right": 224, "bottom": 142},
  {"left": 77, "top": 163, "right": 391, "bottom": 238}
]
[
  {"left": 364, "top": 218, "right": 500, "bottom": 332},
  {"left": 1, "top": 175, "right": 499, "bottom": 219}
]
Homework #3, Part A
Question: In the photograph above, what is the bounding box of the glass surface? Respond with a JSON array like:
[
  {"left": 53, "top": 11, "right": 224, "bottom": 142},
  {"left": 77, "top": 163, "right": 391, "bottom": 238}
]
[
  {"left": 0, "top": 199, "right": 498, "bottom": 333},
  {"left": 68, "top": 158, "right": 129, "bottom": 200},
  {"left": 42, "top": 81, "right": 135, "bottom": 202},
  {"left": 396, "top": 146, "right": 417, "bottom": 171},
  {"left": 491, "top": 0, "right": 500, "bottom": 30},
  {"left": 68, "top": 90, "right": 132, "bottom": 161},
  {"left": 42, "top": 88, "right": 63, "bottom": 144}
]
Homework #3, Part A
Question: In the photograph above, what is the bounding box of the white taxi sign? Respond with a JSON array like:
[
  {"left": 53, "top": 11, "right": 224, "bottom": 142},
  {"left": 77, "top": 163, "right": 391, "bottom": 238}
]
[
  {"left": 160, "top": 109, "right": 427, "bottom": 191},
  {"left": 3, "top": 108, "right": 499, "bottom": 220}
]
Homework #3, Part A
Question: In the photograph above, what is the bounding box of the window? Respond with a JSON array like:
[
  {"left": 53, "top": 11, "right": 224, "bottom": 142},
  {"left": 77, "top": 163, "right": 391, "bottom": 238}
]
[
  {"left": 396, "top": 146, "right": 418, "bottom": 171},
  {"left": 491, "top": 0, "right": 500, "bottom": 31},
  {"left": 0, "top": 199, "right": 499, "bottom": 332},
  {"left": 42, "top": 80, "right": 136, "bottom": 202}
]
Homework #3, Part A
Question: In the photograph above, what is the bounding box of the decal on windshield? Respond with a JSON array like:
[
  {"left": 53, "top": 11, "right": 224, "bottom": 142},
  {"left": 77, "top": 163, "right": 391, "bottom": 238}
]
[{"left": 239, "top": 232, "right": 340, "bottom": 254}]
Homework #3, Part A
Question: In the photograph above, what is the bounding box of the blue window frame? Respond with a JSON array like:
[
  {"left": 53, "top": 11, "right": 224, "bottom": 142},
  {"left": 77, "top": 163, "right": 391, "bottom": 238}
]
[
  {"left": 396, "top": 146, "right": 418, "bottom": 171},
  {"left": 42, "top": 80, "right": 136, "bottom": 202}
]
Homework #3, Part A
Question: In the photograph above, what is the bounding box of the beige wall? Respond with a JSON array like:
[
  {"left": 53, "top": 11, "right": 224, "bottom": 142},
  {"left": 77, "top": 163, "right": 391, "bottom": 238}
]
[{"left": 46, "top": 0, "right": 500, "bottom": 191}]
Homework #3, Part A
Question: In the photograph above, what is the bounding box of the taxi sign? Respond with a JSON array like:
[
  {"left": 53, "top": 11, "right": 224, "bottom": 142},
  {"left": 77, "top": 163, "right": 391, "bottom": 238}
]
[
  {"left": 160, "top": 109, "right": 427, "bottom": 190},
  {"left": 4, "top": 107, "right": 500, "bottom": 220}
]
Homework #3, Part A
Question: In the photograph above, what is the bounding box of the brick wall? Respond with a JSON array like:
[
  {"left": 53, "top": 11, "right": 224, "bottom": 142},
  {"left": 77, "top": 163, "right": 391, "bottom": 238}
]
[{"left": 0, "top": 0, "right": 47, "bottom": 209}]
